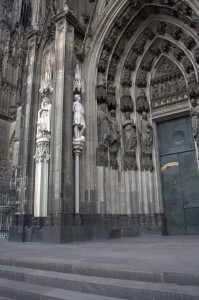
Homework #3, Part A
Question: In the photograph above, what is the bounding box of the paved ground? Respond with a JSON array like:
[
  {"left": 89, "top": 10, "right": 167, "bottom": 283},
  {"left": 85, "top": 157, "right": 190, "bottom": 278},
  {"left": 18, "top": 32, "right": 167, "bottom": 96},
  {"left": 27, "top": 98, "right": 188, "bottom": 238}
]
[{"left": 0, "top": 235, "right": 199, "bottom": 274}]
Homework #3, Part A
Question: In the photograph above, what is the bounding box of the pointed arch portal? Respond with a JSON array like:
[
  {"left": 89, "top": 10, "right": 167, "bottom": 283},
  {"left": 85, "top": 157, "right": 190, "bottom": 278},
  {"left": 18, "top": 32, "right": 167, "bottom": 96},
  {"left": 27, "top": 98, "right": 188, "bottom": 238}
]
[{"left": 85, "top": 0, "right": 199, "bottom": 234}]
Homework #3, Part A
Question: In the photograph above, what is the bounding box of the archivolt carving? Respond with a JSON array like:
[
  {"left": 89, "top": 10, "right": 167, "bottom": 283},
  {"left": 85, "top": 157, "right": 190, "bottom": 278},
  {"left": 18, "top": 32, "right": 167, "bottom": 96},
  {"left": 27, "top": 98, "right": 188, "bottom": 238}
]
[
  {"left": 151, "top": 57, "right": 188, "bottom": 110},
  {"left": 96, "top": 0, "right": 199, "bottom": 169},
  {"left": 136, "top": 90, "right": 150, "bottom": 113}
]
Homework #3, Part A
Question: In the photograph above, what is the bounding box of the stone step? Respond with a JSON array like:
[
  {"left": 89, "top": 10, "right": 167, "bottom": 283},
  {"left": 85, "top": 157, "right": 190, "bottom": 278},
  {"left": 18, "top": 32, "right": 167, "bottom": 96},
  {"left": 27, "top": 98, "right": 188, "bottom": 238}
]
[
  {"left": 0, "top": 257, "right": 198, "bottom": 287},
  {"left": 0, "top": 278, "right": 126, "bottom": 300},
  {"left": 0, "top": 265, "right": 199, "bottom": 299}
]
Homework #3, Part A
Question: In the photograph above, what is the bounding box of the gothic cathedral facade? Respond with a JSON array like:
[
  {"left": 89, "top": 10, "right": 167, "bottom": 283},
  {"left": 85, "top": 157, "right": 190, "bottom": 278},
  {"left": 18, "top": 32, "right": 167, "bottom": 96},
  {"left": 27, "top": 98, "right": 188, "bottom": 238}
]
[{"left": 1, "top": 0, "right": 199, "bottom": 242}]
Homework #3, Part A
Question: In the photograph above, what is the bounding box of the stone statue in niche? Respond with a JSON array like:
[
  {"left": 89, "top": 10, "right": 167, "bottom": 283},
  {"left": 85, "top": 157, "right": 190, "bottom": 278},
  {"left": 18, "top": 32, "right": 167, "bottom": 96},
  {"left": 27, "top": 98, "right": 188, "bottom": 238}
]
[
  {"left": 39, "top": 51, "right": 54, "bottom": 96},
  {"left": 187, "top": 71, "right": 198, "bottom": 98},
  {"left": 97, "top": 103, "right": 109, "bottom": 167},
  {"left": 152, "top": 83, "right": 159, "bottom": 98},
  {"left": 190, "top": 99, "right": 199, "bottom": 153},
  {"left": 45, "top": 52, "right": 53, "bottom": 81},
  {"left": 139, "top": 111, "right": 153, "bottom": 171},
  {"left": 141, "top": 55, "right": 154, "bottom": 72},
  {"left": 98, "top": 49, "right": 109, "bottom": 73},
  {"left": 73, "top": 94, "right": 86, "bottom": 141},
  {"left": 107, "top": 110, "right": 120, "bottom": 170},
  {"left": 136, "top": 89, "right": 149, "bottom": 113},
  {"left": 37, "top": 97, "right": 52, "bottom": 138},
  {"left": 104, "top": 27, "right": 118, "bottom": 51},
  {"left": 136, "top": 71, "right": 147, "bottom": 88},
  {"left": 122, "top": 112, "right": 137, "bottom": 171},
  {"left": 122, "top": 112, "right": 137, "bottom": 152},
  {"left": 97, "top": 103, "right": 110, "bottom": 147}
]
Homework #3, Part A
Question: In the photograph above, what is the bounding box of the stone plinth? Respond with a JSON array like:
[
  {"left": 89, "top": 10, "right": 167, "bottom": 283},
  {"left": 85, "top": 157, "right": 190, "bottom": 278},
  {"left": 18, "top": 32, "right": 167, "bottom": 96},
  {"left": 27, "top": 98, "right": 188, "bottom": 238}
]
[{"left": 8, "top": 213, "right": 165, "bottom": 243}]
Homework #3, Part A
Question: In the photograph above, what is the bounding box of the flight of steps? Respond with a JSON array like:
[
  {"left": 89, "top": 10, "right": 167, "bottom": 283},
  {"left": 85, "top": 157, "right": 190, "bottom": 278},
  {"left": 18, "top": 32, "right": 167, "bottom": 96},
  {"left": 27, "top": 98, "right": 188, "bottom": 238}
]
[{"left": 0, "top": 257, "right": 199, "bottom": 300}]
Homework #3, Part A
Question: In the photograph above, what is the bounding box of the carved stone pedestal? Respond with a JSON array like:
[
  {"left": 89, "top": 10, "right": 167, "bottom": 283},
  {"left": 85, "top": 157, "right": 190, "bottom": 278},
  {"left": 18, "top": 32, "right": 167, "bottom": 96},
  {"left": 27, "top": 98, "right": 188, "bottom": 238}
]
[
  {"left": 141, "top": 153, "right": 153, "bottom": 172},
  {"left": 97, "top": 145, "right": 108, "bottom": 167},
  {"left": 124, "top": 151, "right": 137, "bottom": 171}
]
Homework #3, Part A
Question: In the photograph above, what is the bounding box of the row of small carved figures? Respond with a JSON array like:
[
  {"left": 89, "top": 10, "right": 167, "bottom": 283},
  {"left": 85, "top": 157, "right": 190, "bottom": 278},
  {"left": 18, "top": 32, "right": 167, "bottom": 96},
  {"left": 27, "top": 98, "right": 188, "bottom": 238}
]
[{"left": 152, "top": 88, "right": 188, "bottom": 101}]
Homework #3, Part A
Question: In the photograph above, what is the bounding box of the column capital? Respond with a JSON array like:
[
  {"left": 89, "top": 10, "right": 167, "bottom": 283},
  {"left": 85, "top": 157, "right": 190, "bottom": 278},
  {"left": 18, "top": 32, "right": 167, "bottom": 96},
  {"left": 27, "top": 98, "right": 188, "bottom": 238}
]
[{"left": 73, "top": 139, "right": 85, "bottom": 154}]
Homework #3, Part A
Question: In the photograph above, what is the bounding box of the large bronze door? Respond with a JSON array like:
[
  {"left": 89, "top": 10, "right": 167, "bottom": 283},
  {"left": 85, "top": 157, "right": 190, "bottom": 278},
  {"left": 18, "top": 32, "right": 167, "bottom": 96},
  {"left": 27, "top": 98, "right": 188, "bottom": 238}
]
[{"left": 157, "top": 117, "right": 199, "bottom": 235}]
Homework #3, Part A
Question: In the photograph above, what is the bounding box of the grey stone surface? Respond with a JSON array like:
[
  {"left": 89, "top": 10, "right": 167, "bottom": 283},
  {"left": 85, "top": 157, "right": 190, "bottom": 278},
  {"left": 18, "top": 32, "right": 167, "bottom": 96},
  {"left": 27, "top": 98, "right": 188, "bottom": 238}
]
[
  {"left": 1, "top": 236, "right": 199, "bottom": 274},
  {"left": 0, "top": 236, "right": 199, "bottom": 299},
  {"left": 0, "top": 278, "right": 126, "bottom": 300}
]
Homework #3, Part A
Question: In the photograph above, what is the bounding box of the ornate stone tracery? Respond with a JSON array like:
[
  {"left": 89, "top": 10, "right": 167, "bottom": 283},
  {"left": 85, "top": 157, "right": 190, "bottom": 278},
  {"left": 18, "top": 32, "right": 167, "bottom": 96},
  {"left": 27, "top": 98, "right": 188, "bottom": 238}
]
[{"left": 151, "top": 57, "right": 188, "bottom": 110}]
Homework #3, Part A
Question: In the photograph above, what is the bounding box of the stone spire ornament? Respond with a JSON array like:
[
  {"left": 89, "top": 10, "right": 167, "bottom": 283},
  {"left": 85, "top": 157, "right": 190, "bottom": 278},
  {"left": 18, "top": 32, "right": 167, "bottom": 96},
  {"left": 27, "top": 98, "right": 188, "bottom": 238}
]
[{"left": 72, "top": 63, "right": 86, "bottom": 213}]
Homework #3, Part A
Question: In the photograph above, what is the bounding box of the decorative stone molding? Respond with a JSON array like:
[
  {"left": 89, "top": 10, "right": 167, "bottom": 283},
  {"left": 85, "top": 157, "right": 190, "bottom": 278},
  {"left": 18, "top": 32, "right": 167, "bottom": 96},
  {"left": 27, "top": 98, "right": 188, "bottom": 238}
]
[{"left": 34, "top": 138, "right": 50, "bottom": 163}]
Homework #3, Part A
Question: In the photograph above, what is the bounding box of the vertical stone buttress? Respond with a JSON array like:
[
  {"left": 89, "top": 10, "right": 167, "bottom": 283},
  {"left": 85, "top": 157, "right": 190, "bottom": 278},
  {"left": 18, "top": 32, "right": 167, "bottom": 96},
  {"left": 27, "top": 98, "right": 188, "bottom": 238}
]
[
  {"left": 19, "top": 31, "right": 39, "bottom": 214},
  {"left": 49, "top": 13, "right": 74, "bottom": 214}
]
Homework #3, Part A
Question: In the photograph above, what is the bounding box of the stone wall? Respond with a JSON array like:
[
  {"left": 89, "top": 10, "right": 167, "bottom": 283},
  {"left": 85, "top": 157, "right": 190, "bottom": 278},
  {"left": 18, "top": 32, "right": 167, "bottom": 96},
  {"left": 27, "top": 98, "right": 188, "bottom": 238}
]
[{"left": 0, "top": 119, "right": 12, "bottom": 186}]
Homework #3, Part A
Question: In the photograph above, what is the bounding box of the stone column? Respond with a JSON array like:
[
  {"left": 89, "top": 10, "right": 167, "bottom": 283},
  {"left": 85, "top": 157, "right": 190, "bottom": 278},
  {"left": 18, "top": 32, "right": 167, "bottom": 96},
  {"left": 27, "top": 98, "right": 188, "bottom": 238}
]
[
  {"left": 33, "top": 75, "right": 52, "bottom": 217},
  {"left": 34, "top": 137, "right": 50, "bottom": 217},
  {"left": 72, "top": 64, "right": 86, "bottom": 213},
  {"left": 73, "top": 140, "right": 85, "bottom": 213}
]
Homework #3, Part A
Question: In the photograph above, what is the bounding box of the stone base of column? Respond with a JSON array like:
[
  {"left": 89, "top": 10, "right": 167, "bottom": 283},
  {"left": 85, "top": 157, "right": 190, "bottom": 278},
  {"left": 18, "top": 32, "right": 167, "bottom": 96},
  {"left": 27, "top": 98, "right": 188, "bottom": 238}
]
[{"left": 8, "top": 213, "right": 165, "bottom": 243}]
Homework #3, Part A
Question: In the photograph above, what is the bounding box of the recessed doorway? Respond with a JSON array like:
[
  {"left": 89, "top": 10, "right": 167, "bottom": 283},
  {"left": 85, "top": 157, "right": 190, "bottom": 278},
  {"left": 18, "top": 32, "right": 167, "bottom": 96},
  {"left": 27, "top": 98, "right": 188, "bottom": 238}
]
[{"left": 157, "top": 116, "right": 199, "bottom": 235}]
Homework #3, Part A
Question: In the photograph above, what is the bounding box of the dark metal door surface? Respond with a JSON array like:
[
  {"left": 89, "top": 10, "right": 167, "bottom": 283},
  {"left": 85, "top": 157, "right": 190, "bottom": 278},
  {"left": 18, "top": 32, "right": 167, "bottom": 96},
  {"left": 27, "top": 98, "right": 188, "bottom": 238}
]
[{"left": 157, "top": 117, "right": 199, "bottom": 235}]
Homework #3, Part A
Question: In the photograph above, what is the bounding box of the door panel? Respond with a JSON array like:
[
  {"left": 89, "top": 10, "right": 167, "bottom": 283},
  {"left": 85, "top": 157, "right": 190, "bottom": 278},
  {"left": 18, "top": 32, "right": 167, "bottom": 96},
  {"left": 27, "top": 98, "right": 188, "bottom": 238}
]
[
  {"left": 179, "top": 151, "right": 199, "bottom": 208},
  {"left": 160, "top": 154, "right": 185, "bottom": 235},
  {"left": 185, "top": 208, "right": 199, "bottom": 235},
  {"left": 157, "top": 116, "right": 199, "bottom": 235}
]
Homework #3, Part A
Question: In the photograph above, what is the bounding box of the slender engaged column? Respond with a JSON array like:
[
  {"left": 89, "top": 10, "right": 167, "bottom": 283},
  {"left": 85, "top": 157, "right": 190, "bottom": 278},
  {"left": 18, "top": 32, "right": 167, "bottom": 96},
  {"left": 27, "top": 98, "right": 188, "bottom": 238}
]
[
  {"left": 72, "top": 64, "right": 86, "bottom": 214},
  {"left": 34, "top": 138, "right": 50, "bottom": 217},
  {"left": 75, "top": 151, "right": 80, "bottom": 213},
  {"left": 73, "top": 141, "right": 85, "bottom": 214}
]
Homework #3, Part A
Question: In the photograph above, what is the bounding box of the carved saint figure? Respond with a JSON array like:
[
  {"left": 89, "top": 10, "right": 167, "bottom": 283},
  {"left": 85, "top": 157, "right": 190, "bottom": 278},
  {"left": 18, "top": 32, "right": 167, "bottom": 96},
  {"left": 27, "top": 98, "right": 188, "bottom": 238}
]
[
  {"left": 107, "top": 110, "right": 120, "bottom": 154},
  {"left": 97, "top": 103, "right": 109, "bottom": 147},
  {"left": 45, "top": 52, "right": 52, "bottom": 81},
  {"left": 73, "top": 94, "right": 86, "bottom": 140},
  {"left": 190, "top": 99, "right": 199, "bottom": 143},
  {"left": 37, "top": 97, "right": 51, "bottom": 137},
  {"left": 139, "top": 111, "right": 153, "bottom": 155},
  {"left": 122, "top": 112, "right": 136, "bottom": 152}
]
